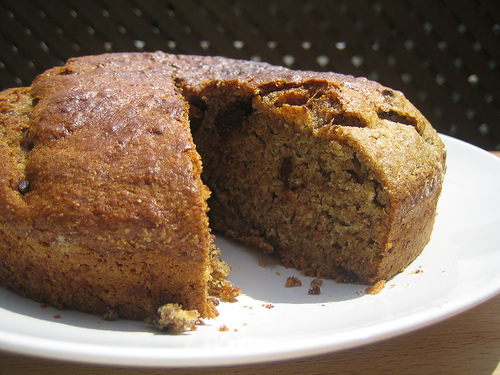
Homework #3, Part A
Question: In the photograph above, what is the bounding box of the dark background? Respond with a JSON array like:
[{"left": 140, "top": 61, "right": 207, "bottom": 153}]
[{"left": 1, "top": 0, "right": 499, "bottom": 150}]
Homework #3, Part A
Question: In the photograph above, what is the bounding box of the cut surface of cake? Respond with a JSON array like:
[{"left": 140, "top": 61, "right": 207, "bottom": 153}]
[{"left": 0, "top": 52, "right": 446, "bottom": 324}]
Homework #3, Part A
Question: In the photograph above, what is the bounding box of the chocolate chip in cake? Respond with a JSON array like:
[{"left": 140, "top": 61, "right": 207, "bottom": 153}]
[
  {"left": 382, "top": 89, "right": 395, "bottom": 97},
  {"left": 18, "top": 179, "right": 30, "bottom": 195}
]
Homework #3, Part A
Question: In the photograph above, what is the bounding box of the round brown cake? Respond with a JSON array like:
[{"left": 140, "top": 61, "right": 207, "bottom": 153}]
[{"left": 0, "top": 52, "right": 446, "bottom": 323}]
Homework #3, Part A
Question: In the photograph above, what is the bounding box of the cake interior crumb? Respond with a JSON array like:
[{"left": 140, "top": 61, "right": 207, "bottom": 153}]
[
  {"left": 365, "top": 280, "right": 386, "bottom": 295},
  {"left": 148, "top": 303, "right": 200, "bottom": 334},
  {"left": 285, "top": 276, "right": 302, "bottom": 287},
  {"left": 308, "top": 278, "right": 323, "bottom": 295}
]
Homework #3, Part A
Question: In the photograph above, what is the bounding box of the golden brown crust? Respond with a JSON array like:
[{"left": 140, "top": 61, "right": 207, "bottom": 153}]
[
  {"left": 1, "top": 54, "right": 217, "bottom": 320},
  {"left": 0, "top": 52, "right": 446, "bottom": 322}
]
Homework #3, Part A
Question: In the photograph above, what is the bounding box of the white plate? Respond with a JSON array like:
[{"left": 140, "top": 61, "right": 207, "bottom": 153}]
[{"left": 1, "top": 135, "right": 500, "bottom": 367}]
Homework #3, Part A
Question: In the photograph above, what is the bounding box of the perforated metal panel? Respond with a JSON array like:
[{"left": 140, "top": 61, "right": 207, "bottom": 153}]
[{"left": 1, "top": 0, "right": 499, "bottom": 150}]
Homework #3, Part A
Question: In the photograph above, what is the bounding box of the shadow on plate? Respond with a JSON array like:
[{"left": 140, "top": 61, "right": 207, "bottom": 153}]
[
  {"left": 215, "top": 236, "right": 367, "bottom": 304},
  {"left": 0, "top": 287, "right": 159, "bottom": 333}
]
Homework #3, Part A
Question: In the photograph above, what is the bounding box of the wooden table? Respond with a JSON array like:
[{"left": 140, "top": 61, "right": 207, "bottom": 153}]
[{"left": 2, "top": 152, "right": 499, "bottom": 374}]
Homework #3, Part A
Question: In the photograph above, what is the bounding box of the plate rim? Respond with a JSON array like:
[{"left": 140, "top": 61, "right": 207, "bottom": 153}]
[{"left": 1, "top": 134, "right": 500, "bottom": 367}]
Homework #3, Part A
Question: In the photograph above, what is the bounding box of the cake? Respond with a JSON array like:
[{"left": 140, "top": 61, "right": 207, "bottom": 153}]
[{"left": 0, "top": 52, "right": 446, "bottom": 325}]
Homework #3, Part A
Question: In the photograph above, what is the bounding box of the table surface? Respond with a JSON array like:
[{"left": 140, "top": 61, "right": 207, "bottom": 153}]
[{"left": 1, "top": 152, "right": 499, "bottom": 375}]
